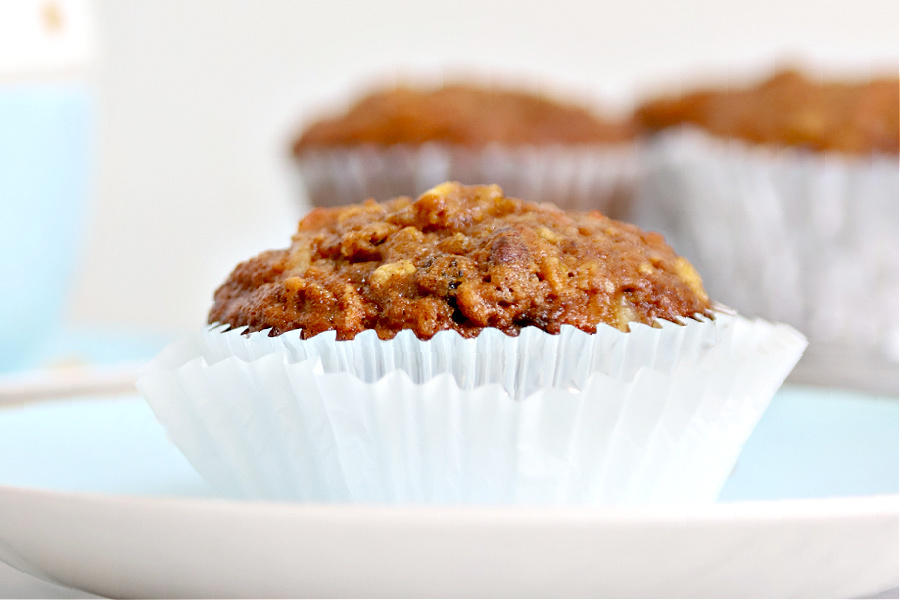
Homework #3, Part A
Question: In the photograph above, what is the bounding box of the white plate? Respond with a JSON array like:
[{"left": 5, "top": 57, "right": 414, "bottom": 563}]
[
  {"left": 0, "top": 489, "right": 896, "bottom": 599},
  {"left": 0, "top": 385, "right": 897, "bottom": 598}
]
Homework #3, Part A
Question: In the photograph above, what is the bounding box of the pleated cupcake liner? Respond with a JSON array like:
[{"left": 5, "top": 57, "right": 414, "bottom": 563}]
[
  {"left": 294, "top": 142, "right": 637, "bottom": 217},
  {"left": 631, "top": 126, "right": 898, "bottom": 392},
  {"left": 137, "top": 312, "right": 806, "bottom": 505}
]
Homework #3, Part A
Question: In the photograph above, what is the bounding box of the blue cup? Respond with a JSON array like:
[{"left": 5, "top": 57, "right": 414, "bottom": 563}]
[{"left": 0, "top": 84, "right": 91, "bottom": 372}]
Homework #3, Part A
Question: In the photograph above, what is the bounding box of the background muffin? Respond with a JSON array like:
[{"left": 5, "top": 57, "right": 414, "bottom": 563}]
[
  {"left": 292, "top": 83, "right": 636, "bottom": 215},
  {"left": 140, "top": 182, "right": 805, "bottom": 506},
  {"left": 631, "top": 68, "right": 898, "bottom": 393},
  {"left": 295, "top": 85, "right": 634, "bottom": 148},
  {"left": 637, "top": 69, "right": 898, "bottom": 154}
]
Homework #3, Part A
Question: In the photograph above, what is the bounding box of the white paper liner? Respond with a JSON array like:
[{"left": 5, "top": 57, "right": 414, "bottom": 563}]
[
  {"left": 632, "top": 127, "right": 898, "bottom": 392},
  {"left": 294, "top": 142, "right": 637, "bottom": 217},
  {"left": 137, "top": 312, "right": 806, "bottom": 506}
]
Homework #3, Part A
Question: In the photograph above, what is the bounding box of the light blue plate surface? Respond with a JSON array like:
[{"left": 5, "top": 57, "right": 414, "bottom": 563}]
[
  {"left": 720, "top": 386, "right": 898, "bottom": 501},
  {"left": 0, "top": 385, "right": 896, "bottom": 502}
]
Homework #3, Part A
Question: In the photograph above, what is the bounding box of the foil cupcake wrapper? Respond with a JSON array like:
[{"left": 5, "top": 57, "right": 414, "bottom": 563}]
[
  {"left": 632, "top": 127, "right": 898, "bottom": 393},
  {"left": 294, "top": 142, "right": 637, "bottom": 217},
  {"left": 137, "top": 313, "right": 806, "bottom": 505}
]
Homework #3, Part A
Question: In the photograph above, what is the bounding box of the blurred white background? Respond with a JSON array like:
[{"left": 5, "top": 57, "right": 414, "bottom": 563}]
[{"left": 65, "top": 0, "right": 897, "bottom": 334}]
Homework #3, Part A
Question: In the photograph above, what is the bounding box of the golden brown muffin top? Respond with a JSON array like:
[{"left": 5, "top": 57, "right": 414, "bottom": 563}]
[
  {"left": 293, "top": 84, "right": 635, "bottom": 152},
  {"left": 210, "top": 183, "right": 710, "bottom": 340},
  {"left": 636, "top": 69, "right": 899, "bottom": 154}
]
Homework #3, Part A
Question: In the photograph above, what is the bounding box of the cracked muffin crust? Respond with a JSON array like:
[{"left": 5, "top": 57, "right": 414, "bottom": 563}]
[{"left": 209, "top": 183, "right": 711, "bottom": 340}]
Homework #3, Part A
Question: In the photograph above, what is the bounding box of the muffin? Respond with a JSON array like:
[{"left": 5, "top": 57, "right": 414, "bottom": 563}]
[
  {"left": 632, "top": 69, "right": 898, "bottom": 392},
  {"left": 138, "top": 183, "right": 806, "bottom": 505},
  {"left": 637, "top": 69, "right": 898, "bottom": 154},
  {"left": 211, "top": 181, "right": 709, "bottom": 340},
  {"left": 292, "top": 83, "right": 636, "bottom": 215}
]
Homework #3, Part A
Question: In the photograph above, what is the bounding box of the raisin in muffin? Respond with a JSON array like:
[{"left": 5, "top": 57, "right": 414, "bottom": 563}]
[
  {"left": 632, "top": 68, "right": 898, "bottom": 392},
  {"left": 291, "top": 82, "right": 636, "bottom": 215},
  {"left": 210, "top": 182, "right": 709, "bottom": 340}
]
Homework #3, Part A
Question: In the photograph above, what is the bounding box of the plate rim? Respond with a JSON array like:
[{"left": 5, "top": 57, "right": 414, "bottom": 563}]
[
  {"left": 1, "top": 483, "right": 897, "bottom": 523},
  {"left": 0, "top": 485, "right": 897, "bottom": 599}
]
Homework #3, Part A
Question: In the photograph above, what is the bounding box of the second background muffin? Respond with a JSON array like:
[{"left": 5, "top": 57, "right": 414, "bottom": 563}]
[{"left": 631, "top": 68, "right": 899, "bottom": 393}]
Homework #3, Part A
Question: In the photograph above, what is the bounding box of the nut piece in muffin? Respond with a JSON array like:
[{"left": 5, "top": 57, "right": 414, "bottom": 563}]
[
  {"left": 293, "top": 83, "right": 634, "bottom": 151},
  {"left": 636, "top": 69, "right": 899, "bottom": 155},
  {"left": 210, "top": 183, "right": 710, "bottom": 340}
]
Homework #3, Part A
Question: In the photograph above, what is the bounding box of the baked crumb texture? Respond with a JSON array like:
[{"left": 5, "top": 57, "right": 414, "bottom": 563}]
[
  {"left": 637, "top": 69, "right": 899, "bottom": 154},
  {"left": 210, "top": 183, "right": 711, "bottom": 340},
  {"left": 294, "top": 84, "right": 634, "bottom": 151}
]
